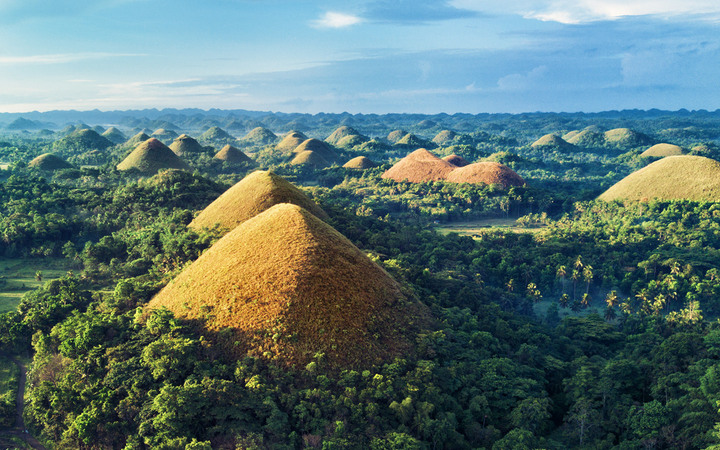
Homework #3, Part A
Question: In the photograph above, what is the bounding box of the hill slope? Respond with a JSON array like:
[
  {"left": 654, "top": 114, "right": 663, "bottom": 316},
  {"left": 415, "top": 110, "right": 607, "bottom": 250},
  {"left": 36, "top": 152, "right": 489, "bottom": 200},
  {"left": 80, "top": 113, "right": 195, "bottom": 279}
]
[
  {"left": 445, "top": 162, "right": 525, "bottom": 187},
  {"left": 598, "top": 155, "right": 720, "bottom": 201},
  {"left": 381, "top": 148, "right": 456, "bottom": 183},
  {"left": 189, "top": 170, "right": 328, "bottom": 231},
  {"left": 150, "top": 203, "right": 423, "bottom": 367},
  {"left": 117, "top": 138, "right": 190, "bottom": 174}
]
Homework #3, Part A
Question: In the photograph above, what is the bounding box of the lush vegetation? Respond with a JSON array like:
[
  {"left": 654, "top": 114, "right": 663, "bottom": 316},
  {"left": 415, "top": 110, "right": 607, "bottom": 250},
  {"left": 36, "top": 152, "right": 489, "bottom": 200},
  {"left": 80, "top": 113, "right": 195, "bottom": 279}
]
[{"left": 1, "top": 110, "right": 720, "bottom": 448}]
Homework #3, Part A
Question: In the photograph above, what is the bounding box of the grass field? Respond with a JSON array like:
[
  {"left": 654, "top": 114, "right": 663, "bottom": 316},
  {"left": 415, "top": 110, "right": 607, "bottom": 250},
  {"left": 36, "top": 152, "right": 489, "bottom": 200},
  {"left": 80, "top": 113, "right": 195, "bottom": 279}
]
[
  {"left": 0, "top": 355, "right": 19, "bottom": 428},
  {"left": 435, "top": 218, "right": 546, "bottom": 237},
  {"left": 0, "top": 258, "right": 73, "bottom": 314}
]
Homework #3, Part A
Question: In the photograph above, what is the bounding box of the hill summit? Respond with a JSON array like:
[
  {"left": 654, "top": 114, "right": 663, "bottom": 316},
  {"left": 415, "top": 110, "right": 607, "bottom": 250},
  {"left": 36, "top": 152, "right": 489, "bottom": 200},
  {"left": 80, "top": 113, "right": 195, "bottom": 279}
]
[
  {"left": 381, "top": 148, "right": 457, "bottom": 183},
  {"left": 150, "top": 203, "right": 422, "bottom": 368},
  {"left": 214, "top": 145, "right": 254, "bottom": 164},
  {"left": 169, "top": 134, "right": 204, "bottom": 156},
  {"left": 598, "top": 155, "right": 720, "bottom": 202},
  {"left": 28, "top": 153, "right": 73, "bottom": 171},
  {"left": 117, "top": 138, "right": 190, "bottom": 174},
  {"left": 445, "top": 162, "right": 525, "bottom": 187},
  {"left": 189, "top": 170, "right": 328, "bottom": 232}
]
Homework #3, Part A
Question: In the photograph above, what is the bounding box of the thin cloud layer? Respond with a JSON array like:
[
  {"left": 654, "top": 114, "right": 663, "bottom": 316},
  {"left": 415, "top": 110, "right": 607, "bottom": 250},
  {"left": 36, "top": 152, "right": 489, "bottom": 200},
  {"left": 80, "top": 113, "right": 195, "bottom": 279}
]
[
  {"left": 364, "top": 0, "right": 480, "bottom": 24},
  {"left": 311, "top": 11, "right": 363, "bottom": 28}
]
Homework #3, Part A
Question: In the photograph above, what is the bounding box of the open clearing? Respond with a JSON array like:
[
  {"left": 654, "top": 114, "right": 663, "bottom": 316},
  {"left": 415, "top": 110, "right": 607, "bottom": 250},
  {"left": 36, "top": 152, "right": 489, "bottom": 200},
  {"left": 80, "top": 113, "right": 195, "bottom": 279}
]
[
  {"left": 0, "top": 258, "right": 74, "bottom": 314},
  {"left": 435, "top": 218, "right": 546, "bottom": 237}
]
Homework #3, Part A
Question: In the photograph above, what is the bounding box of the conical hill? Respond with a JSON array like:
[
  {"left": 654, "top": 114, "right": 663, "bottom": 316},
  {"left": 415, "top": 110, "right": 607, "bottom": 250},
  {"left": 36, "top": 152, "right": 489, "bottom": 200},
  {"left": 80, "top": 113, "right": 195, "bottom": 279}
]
[
  {"left": 101, "top": 127, "right": 127, "bottom": 144},
  {"left": 531, "top": 134, "right": 572, "bottom": 149},
  {"left": 277, "top": 131, "right": 307, "bottom": 152},
  {"left": 381, "top": 148, "right": 455, "bottom": 183},
  {"left": 442, "top": 154, "right": 469, "bottom": 167},
  {"left": 325, "top": 126, "right": 361, "bottom": 146},
  {"left": 241, "top": 127, "right": 277, "bottom": 146},
  {"left": 188, "top": 170, "right": 328, "bottom": 232},
  {"left": 343, "top": 156, "right": 377, "bottom": 169},
  {"left": 28, "top": 153, "right": 73, "bottom": 171},
  {"left": 445, "top": 162, "right": 525, "bottom": 188},
  {"left": 387, "top": 130, "right": 407, "bottom": 144},
  {"left": 149, "top": 203, "right": 423, "bottom": 368},
  {"left": 214, "top": 145, "right": 254, "bottom": 164},
  {"left": 117, "top": 138, "right": 190, "bottom": 174},
  {"left": 125, "top": 132, "right": 151, "bottom": 147},
  {"left": 641, "top": 143, "right": 684, "bottom": 158},
  {"left": 290, "top": 150, "right": 330, "bottom": 168},
  {"left": 293, "top": 139, "right": 339, "bottom": 163},
  {"left": 169, "top": 134, "right": 204, "bottom": 156},
  {"left": 598, "top": 155, "right": 720, "bottom": 202},
  {"left": 604, "top": 128, "right": 652, "bottom": 147},
  {"left": 432, "top": 130, "right": 458, "bottom": 145},
  {"left": 566, "top": 129, "right": 605, "bottom": 147}
]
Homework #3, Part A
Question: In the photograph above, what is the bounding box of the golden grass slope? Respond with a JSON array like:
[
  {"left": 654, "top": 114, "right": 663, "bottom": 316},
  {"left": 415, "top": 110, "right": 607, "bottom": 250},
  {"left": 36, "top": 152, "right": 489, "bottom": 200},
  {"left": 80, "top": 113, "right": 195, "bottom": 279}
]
[
  {"left": 325, "top": 126, "right": 361, "bottom": 145},
  {"left": 293, "top": 138, "right": 339, "bottom": 163},
  {"left": 277, "top": 131, "right": 308, "bottom": 152},
  {"left": 641, "top": 143, "right": 684, "bottom": 157},
  {"left": 169, "top": 134, "right": 204, "bottom": 156},
  {"left": 445, "top": 162, "right": 525, "bottom": 188},
  {"left": 28, "top": 153, "right": 73, "bottom": 171},
  {"left": 442, "top": 154, "right": 469, "bottom": 167},
  {"left": 241, "top": 127, "right": 277, "bottom": 145},
  {"left": 381, "top": 148, "right": 456, "bottom": 183},
  {"left": 387, "top": 130, "right": 408, "bottom": 144},
  {"left": 343, "top": 156, "right": 377, "bottom": 169},
  {"left": 598, "top": 155, "right": 720, "bottom": 202},
  {"left": 566, "top": 129, "right": 605, "bottom": 147},
  {"left": 101, "top": 127, "right": 127, "bottom": 144},
  {"left": 117, "top": 138, "right": 190, "bottom": 174},
  {"left": 189, "top": 170, "right": 328, "bottom": 231},
  {"left": 531, "top": 134, "right": 572, "bottom": 148},
  {"left": 290, "top": 150, "right": 330, "bottom": 168},
  {"left": 150, "top": 203, "right": 421, "bottom": 368},
  {"left": 432, "top": 130, "right": 458, "bottom": 145},
  {"left": 125, "top": 132, "right": 151, "bottom": 147},
  {"left": 214, "top": 145, "right": 254, "bottom": 164},
  {"left": 604, "top": 128, "right": 652, "bottom": 147}
]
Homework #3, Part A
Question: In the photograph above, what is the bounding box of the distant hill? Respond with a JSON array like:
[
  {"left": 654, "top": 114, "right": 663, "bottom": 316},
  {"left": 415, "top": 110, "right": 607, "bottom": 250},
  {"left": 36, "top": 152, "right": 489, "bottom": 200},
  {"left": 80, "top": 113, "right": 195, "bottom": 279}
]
[
  {"left": 276, "top": 131, "right": 308, "bottom": 153},
  {"left": 293, "top": 139, "right": 339, "bottom": 163},
  {"left": 445, "top": 162, "right": 525, "bottom": 188},
  {"left": 343, "top": 156, "right": 377, "bottom": 169},
  {"left": 169, "top": 134, "right": 204, "bottom": 156},
  {"left": 54, "top": 129, "right": 113, "bottom": 151},
  {"left": 117, "top": 138, "right": 190, "bottom": 174},
  {"left": 442, "top": 154, "right": 469, "bottom": 167},
  {"left": 565, "top": 128, "right": 605, "bottom": 147},
  {"left": 599, "top": 155, "right": 720, "bottom": 201},
  {"left": 28, "top": 153, "right": 73, "bottom": 171},
  {"left": 150, "top": 203, "right": 425, "bottom": 368},
  {"left": 189, "top": 170, "right": 328, "bottom": 232},
  {"left": 101, "top": 127, "right": 127, "bottom": 144},
  {"left": 240, "top": 127, "right": 277, "bottom": 146},
  {"left": 386, "top": 130, "right": 408, "bottom": 144},
  {"left": 432, "top": 130, "right": 459, "bottom": 146},
  {"left": 199, "top": 126, "right": 234, "bottom": 145},
  {"left": 151, "top": 128, "right": 179, "bottom": 142},
  {"left": 214, "top": 145, "right": 254, "bottom": 164},
  {"left": 124, "top": 132, "right": 151, "bottom": 147},
  {"left": 604, "top": 128, "right": 653, "bottom": 147},
  {"left": 381, "top": 148, "right": 456, "bottom": 183},
  {"left": 531, "top": 134, "right": 572, "bottom": 149},
  {"left": 325, "top": 126, "right": 363, "bottom": 146},
  {"left": 6, "top": 117, "right": 48, "bottom": 130},
  {"left": 641, "top": 143, "right": 684, "bottom": 157}
]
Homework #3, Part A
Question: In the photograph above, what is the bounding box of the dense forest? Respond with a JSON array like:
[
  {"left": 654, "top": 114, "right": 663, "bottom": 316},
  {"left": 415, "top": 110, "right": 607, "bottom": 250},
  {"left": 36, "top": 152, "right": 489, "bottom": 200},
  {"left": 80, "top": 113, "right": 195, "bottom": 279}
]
[{"left": 1, "top": 109, "right": 720, "bottom": 449}]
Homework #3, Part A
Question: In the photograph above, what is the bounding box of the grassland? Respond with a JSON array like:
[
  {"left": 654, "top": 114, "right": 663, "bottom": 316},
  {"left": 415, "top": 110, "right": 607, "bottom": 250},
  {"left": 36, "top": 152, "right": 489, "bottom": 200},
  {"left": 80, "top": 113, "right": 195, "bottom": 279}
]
[
  {"left": 435, "top": 218, "right": 546, "bottom": 237},
  {"left": 0, "top": 355, "right": 19, "bottom": 428},
  {"left": 0, "top": 258, "right": 73, "bottom": 314}
]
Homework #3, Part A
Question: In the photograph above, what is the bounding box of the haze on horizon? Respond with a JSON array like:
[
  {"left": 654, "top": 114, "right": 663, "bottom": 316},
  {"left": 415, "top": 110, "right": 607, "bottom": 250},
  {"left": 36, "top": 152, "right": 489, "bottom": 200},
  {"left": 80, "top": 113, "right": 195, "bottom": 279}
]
[{"left": 1, "top": 0, "right": 719, "bottom": 114}]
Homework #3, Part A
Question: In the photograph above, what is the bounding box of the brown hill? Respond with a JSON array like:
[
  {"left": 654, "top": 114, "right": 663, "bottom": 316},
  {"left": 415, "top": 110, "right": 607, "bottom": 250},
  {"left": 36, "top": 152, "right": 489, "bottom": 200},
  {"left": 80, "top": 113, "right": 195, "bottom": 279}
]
[
  {"left": 336, "top": 134, "right": 368, "bottom": 148},
  {"left": 598, "top": 155, "right": 720, "bottom": 202},
  {"left": 442, "top": 154, "right": 469, "bottom": 167},
  {"left": 381, "top": 148, "right": 455, "bottom": 183},
  {"left": 531, "top": 134, "right": 572, "bottom": 149},
  {"left": 150, "top": 203, "right": 423, "bottom": 368},
  {"left": 395, "top": 133, "right": 429, "bottom": 148},
  {"left": 241, "top": 127, "right": 277, "bottom": 146},
  {"left": 169, "top": 134, "right": 204, "bottom": 156},
  {"left": 641, "top": 143, "right": 684, "bottom": 157},
  {"left": 325, "top": 126, "right": 361, "bottom": 145},
  {"left": 151, "top": 128, "right": 178, "bottom": 142},
  {"left": 290, "top": 150, "right": 330, "bottom": 169},
  {"left": 276, "top": 131, "right": 308, "bottom": 152},
  {"left": 343, "top": 156, "right": 377, "bottom": 169},
  {"left": 387, "top": 130, "right": 408, "bottom": 144},
  {"left": 199, "top": 126, "right": 233, "bottom": 143},
  {"left": 189, "top": 170, "right": 328, "bottom": 232},
  {"left": 432, "top": 130, "right": 458, "bottom": 145},
  {"left": 28, "top": 153, "right": 73, "bottom": 171},
  {"left": 445, "top": 162, "right": 525, "bottom": 188},
  {"left": 604, "top": 128, "right": 653, "bottom": 147},
  {"left": 214, "top": 145, "right": 254, "bottom": 164},
  {"left": 293, "top": 139, "right": 339, "bottom": 163},
  {"left": 117, "top": 138, "right": 190, "bottom": 174}
]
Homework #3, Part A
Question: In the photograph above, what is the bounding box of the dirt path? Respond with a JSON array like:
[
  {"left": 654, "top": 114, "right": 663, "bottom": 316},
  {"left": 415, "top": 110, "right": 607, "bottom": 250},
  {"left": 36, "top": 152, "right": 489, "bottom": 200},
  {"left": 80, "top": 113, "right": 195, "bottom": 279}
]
[{"left": 0, "top": 356, "right": 46, "bottom": 450}]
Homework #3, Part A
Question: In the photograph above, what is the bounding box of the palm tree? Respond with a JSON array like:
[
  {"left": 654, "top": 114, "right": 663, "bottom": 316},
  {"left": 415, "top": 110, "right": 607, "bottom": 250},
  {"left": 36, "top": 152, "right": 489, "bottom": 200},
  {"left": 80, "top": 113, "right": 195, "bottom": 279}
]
[
  {"left": 604, "top": 306, "right": 617, "bottom": 322},
  {"left": 557, "top": 265, "right": 567, "bottom": 293},
  {"left": 605, "top": 290, "right": 619, "bottom": 308},
  {"left": 581, "top": 293, "right": 590, "bottom": 308},
  {"left": 583, "top": 265, "right": 593, "bottom": 294},
  {"left": 559, "top": 293, "right": 570, "bottom": 308}
]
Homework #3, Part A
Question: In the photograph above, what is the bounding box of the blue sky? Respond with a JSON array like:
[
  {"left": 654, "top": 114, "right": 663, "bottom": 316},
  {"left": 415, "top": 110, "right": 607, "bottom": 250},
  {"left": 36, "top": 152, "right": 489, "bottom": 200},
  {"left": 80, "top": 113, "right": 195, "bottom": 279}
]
[{"left": 0, "top": 0, "right": 719, "bottom": 113}]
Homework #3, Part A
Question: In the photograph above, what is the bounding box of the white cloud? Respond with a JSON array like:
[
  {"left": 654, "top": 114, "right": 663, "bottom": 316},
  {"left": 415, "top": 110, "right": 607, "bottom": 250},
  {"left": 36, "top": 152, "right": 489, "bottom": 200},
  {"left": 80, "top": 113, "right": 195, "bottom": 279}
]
[
  {"left": 452, "top": 0, "right": 720, "bottom": 23},
  {"left": 311, "top": 11, "right": 363, "bottom": 29},
  {"left": 0, "top": 52, "right": 142, "bottom": 65},
  {"left": 497, "top": 65, "right": 548, "bottom": 90}
]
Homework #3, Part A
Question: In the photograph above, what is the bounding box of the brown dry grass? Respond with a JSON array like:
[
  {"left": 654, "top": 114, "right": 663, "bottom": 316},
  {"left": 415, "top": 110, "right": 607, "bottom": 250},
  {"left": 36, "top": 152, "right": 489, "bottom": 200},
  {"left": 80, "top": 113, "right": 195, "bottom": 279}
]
[
  {"left": 290, "top": 150, "right": 330, "bottom": 168},
  {"left": 599, "top": 155, "right": 720, "bottom": 201},
  {"left": 386, "top": 130, "right": 407, "bottom": 143},
  {"left": 293, "top": 139, "right": 338, "bottom": 162},
  {"left": 343, "top": 156, "right": 377, "bottom": 169},
  {"left": 442, "top": 154, "right": 469, "bottom": 167},
  {"left": 531, "top": 134, "right": 571, "bottom": 148},
  {"left": 169, "top": 134, "right": 204, "bottom": 156},
  {"left": 150, "top": 203, "right": 426, "bottom": 368},
  {"left": 445, "top": 162, "right": 525, "bottom": 187},
  {"left": 125, "top": 132, "right": 151, "bottom": 146},
  {"left": 28, "top": 153, "right": 73, "bottom": 171},
  {"left": 214, "top": 145, "right": 254, "bottom": 164},
  {"left": 432, "top": 130, "right": 458, "bottom": 145},
  {"left": 241, "top": 127, "right": 277, "bottom": 144},
  {"left": 641, "top": 143, "right": 684, "bottom": 157},
  {"left": 395, "top": 133, "right": 425, "bottom": 147},
  {"left": 325, "top": 126, "right": 360, "bottom": 145},
  {"left": 381, "top": 148, "right": 456, "bottom": 182},
  {"left": 189, "top": 170, "right": 328, "bottom": 231},
  {"left": 276, "top": 131, "right": 308, "bottom": 152},
  {"left": 117, "top": 138, "right": 190, "bottom": 174}
]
